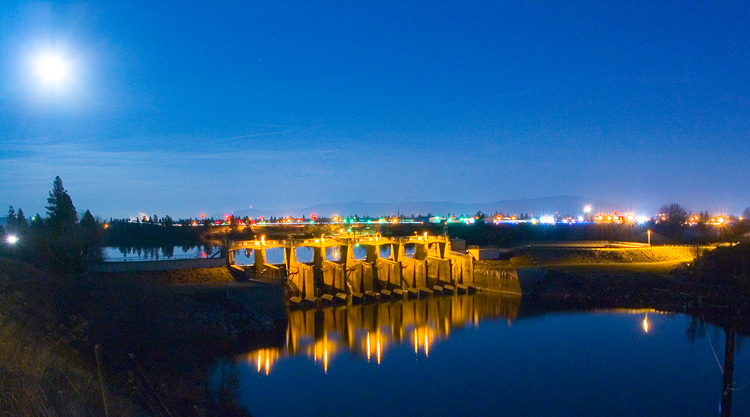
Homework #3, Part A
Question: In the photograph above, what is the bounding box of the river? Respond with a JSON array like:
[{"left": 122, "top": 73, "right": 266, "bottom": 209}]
[{"left": 213, "top": 294, "right": 750, "bottom": 417}]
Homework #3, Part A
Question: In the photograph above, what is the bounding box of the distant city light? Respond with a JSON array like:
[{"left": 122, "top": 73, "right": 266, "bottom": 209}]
[
  {"left": 583, "top": 205, "right": 592, "bottom": 214},
  {"left": 6, "top": 235, "right": 18, "bottom": 245},
  {"left": 636, "top": 216, "right": 649, "bottom": 224},
  {"left": 540, "top": 216, "right": 555, "bottom": 224}
]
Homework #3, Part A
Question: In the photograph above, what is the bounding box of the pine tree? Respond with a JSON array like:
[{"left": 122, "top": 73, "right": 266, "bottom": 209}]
[
  {"left": 42, "top": 177, "right": 81, "bottom": 272},
  {"left": 7, "top": 206, "right": 17, "bottom": 229},
  {"left": 15, "top": 208, "right": 29, "bottom": 233},
  {"left": 46, "top": 176, "right": 78, "bottom": 235},
  {"left": 80, "top": 210, "right": 103, "bottom": 265},
  {"left": 31, "top": 213, "right": 44, "bottom": 229}
]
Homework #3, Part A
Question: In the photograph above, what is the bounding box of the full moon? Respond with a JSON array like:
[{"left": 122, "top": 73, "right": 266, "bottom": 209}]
[{"left": 33, "top": 52, "right": 71, "bottom": 85}]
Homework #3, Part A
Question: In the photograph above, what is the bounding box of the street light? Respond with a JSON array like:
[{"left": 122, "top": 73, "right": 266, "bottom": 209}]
[{"left": 5, "top": 235, "right": 18, "bottom": 245}]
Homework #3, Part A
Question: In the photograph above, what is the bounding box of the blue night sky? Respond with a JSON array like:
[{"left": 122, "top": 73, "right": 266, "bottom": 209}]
[{"left": 1, "top": 2, "right": 749, "bottom": 218}]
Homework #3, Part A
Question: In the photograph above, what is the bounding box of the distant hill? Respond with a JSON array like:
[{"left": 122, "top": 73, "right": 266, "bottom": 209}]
[{"left": 228, "top": 196, "right": 622, "bottom": 219}]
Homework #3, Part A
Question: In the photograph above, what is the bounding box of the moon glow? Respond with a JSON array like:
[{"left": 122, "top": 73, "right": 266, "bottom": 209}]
[{"left": 33, "top": 52, "right": 71, "bottom": 86}]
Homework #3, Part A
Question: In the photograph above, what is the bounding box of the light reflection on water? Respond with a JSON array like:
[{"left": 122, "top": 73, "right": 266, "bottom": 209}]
[
  {"left": 226, "top": 295, "right": 750, "bottom": 417},
  {"left": 243, "top": 294, "right": 519, "bottom": 375},
  {"left": 102, "top": 245, "right": 213, "bottom": 261}
]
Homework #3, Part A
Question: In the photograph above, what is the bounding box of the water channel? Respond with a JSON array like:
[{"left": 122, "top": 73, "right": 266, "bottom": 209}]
[{"left": 215, "top": 294, "right": 750, "bottom": 417}]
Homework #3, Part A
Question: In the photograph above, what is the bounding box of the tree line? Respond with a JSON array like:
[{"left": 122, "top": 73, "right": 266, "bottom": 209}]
[{"left": 1, "top": 176, "right": 104, "bottom": 273}]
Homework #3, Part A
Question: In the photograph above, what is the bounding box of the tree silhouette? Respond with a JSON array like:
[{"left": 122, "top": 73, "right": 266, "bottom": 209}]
[
  {"left": 659, "top": 203, "right": 688, "bottom": 226},
  {"left": 15, "top": 208, "right": 29, "bottom": 233},
  {"left": 743, "top": 207, "right": 750, "bottom": 221},
  {"left": 6, "top": 206, "right": 16, "bottom": 229},
  {"left": 46, "top": 176, "right": 78, "bottom": 236},
  {"left": 30, "top": 213, "right": 44, "bottom": 229},
  {"left": 80, "top": 210, "right": 103, "bottom": 265}
]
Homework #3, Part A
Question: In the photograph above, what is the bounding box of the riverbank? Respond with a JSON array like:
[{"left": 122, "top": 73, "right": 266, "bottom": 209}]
[
  {"left": 517, "top": 244, "right": 750, "bottom": 333},
  {"left": 473, "top": 243, "right": 749, "bottom": 332},
  {"left": 509, "top": 245, "right": 703, "bottom": 267},
  {"left": 94, "top": 265, "right": 235, "bottom": 285},
  {"left": 0, "top": 259, "right": 284, "bottom": 416},
  {"left": 0, "top": 259, "right": 143, "bottom": 416}
]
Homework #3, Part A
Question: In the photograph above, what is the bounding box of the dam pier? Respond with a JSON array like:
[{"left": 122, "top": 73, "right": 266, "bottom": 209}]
[{"left": 227, "top": 234, "right": 480, "bottom": 307}]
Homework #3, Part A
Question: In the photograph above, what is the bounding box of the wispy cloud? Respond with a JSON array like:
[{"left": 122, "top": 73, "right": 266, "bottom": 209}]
[{"left": 214, "top": 129, "right": 297, "bottom": 143}]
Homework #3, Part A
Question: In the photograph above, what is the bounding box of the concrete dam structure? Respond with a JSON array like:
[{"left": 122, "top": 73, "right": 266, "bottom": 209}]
[{"left": 227, "top": 235, "right": 480, "bottom": 307}]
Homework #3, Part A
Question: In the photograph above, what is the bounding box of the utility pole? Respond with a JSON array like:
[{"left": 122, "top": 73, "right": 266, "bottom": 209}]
[{"left": 721, "top": 326, "right": 736, "bottom": 417}]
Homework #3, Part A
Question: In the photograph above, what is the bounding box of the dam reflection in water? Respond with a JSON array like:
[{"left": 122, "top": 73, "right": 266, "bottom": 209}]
[
  {"left": 227, "top": 294, "right": 750, "bottom": 417},
  {"left": 244, "top": 293, "right": 521, "bottom": 374}
]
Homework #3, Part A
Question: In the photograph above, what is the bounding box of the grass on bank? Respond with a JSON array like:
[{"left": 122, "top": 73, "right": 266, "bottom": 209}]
[{"left": 0, "top": 259, "right": 141, "bottom": 417}]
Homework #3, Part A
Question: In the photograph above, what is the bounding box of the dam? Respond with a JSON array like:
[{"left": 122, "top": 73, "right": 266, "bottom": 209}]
[{"left": 227, "top": 234, "right": 485, "bottom": 307}]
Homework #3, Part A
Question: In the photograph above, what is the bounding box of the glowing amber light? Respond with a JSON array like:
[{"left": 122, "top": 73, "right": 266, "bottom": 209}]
[
  {"left": 366, "top": 332, "right": 371, "bottom": 362},
  {"left": 643, "top": 315, "right": 650, "bottom": 333},
  {"left": 246, "top": 349, "right": 279, "bottom": 375}
]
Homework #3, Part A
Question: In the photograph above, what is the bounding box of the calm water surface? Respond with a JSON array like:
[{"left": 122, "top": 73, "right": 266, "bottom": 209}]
[
  {"left": 221, "top": 294, "right": 750, "bottom": 417},
  {"left": 102, "top": 245, "right": 216, "bottom": 261}
]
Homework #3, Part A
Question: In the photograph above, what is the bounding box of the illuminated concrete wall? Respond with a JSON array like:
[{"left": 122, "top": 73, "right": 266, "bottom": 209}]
[
  {"left": 473, "top": 263, "right": 522, "bottom": 295},
  {"left": 228, "top": 235, "right": 476, "bottom": 296}
]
